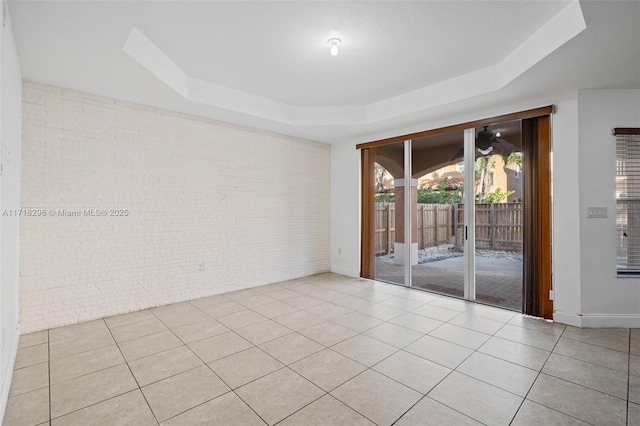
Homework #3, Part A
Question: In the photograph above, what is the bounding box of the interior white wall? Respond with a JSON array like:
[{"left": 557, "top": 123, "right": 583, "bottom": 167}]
[
  {"left": 329, "top": 89, "right": 640, "bottom": 327},
  {"left": 330, "top": 142, "right": 360, "bottom": 277},
  {"left": 20, "top": 82, "right": 330, "bottom": 332},
  {"left": 0, "top": 4, "right": 23, "bottom": 422},
  {"left": 551, "top": 92, "right": 582, "bottom": 326},
  {"left": 577, "top": 89, "right": 640, "bottom": 327}
]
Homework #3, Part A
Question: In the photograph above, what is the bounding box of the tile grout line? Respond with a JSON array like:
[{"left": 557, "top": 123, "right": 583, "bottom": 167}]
[
  {"left": 47, "top": 324, "right": 129, "bottom": 364},
  {"left": 287, "top": 364, "right": 378, "bottom": 425},
  {"left": 385, "top": 312, "right": 493, "bottom": 425},
  {"left": 31, "top": 274, "right": 631, "bottom": 426},
  {"left": 390, "top": 394, "right": 476, "bottom": 426},
  {"left": 46, "top": 357, "right": 128, "bottom": 389},
  {"left": 47, "top": 340, "right": 115, "bottom": 360},
  {"left": 103, "top": 318, "right": 161, "bottom": 426},
  {"left": 19, "top": 278, "right": 335, "bottom": 424},
  {"left": 247, "top": 365, "right": 331, "bottom": 426},
  {"left": 148, "top": 306, "right": 272, "bottom": 426},
  {"left": 296, "top": 284, "right": 548, "bottom": 409},
  {"left": 507, "top": 324, "right": 598, "bottom": 426},
  {"left": 249, "top": 277, "right": 555, "bottom": 425},
  {"left": 48, "top": 329, "right": 52, "bottom": 426},
  {"left": 175, "top": 280, "right": 396, "bottom": 425},
  {"left": 507, "top": 322, "right": 562, "bottom": 425},
  {"left": 560, "top": 333, "right": 631, "bottom": 355},
  {"left": 234, "top": 279, "right": 625, "bottom": 425},
  {"left": 414, "top": 312, "right": 513, "bottom": 424},
  {"left": 540, "top": 352, "right": 631, "bottom": 389},
  {"left": 385, "top": 304, "right": 551, "bottom": 424},
  {"left": 49, "top": 390, "right": 152, "bottom": 425},
  {"left": 187, "top": 281, "right": 400, "bottom": 363},
  {"left": 319, "top": 303, "right": 483, "bottom": 424},
  {"left": 628, "top": 331, "right": 631, "bottom": 426}
]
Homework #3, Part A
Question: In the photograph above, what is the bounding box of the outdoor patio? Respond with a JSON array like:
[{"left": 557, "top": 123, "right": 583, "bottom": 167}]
[{"left": 375, "top": 255, "right": 523, "bottom": 311}]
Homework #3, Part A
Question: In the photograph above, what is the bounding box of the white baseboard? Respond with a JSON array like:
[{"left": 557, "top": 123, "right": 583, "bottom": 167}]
[
  {"left": 580, "top": 314, "right": 640, "bottom": 328},
  {"left": 330, "top": 265, "right": 359, "bottom": 278},
  {"left": 553, "top": 311, "right": 582, "bottom": 327},
  {"left": 0, "top": 324, "right": 20, "bottom": 424},
  {"left": 554, "top": 311, "right": 640, "bottom": 328}
]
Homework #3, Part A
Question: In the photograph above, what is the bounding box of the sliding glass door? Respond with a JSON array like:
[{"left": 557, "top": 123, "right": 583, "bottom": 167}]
[
  {"left": 372, "top": 123, "right": 524, "bottom": 311},
  {"left": 361, "top": 107, "right": 553, "bottom": 317}
]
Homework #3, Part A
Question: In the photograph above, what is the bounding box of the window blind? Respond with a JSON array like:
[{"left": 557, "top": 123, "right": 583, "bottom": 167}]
[{"left": 615, "top": 128, "right": 640, "bottom": 274}]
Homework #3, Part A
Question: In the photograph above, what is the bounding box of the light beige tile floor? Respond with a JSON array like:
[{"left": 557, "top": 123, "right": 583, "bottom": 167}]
[{"left": 3, "top": 272, "right": 639, "bottom": 425}]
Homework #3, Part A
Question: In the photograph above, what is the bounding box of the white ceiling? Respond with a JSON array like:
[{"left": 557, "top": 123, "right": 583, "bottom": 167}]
[{"left": 8, "top": 1, "right": 640, "bottom": 144}]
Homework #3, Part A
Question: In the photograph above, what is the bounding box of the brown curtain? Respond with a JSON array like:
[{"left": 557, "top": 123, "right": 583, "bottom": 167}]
[
  {"left": 522, "top": 116, "right": 553, "bottom": 318},
  {"left": 360, "top": 148, "right": 376, "bottom": 279}
]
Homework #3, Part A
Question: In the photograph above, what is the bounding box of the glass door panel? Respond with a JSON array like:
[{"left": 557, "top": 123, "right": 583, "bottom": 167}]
[
  {"left": 473, "top": 123, "right": 524, "bottom": 310},
  {"left": 410, "top": 132, "right": 466, "bottom": 297},
  {"left": 374, "top": 141, "right": 407, "bottom": 286}
]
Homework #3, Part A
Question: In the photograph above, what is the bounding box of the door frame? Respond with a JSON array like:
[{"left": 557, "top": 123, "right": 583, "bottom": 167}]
[{"left": 463, "top": 128, "right": 476, "bottom": 301}]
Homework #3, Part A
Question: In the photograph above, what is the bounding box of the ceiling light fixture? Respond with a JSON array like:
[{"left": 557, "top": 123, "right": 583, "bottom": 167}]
[
  {"left": 477, "top": 146, "right": 494, "bottom": 156},
  {"left": 327, "top": 38, "right": 341, "bottom": 56}
]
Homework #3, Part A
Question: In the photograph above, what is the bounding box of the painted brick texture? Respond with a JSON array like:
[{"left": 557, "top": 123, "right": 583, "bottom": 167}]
[{"left": 19, "top": 81, "right": 331, "bottom": 332}]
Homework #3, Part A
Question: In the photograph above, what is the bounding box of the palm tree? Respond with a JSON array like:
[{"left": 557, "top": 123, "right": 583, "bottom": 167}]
[{"left": 475, "top": 157, "right": 492, "bottom": 202}]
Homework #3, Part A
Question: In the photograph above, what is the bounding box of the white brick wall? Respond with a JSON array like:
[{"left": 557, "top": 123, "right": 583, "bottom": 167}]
[{"left": 20, "top": 81, "right": 331, "bottom": 332}]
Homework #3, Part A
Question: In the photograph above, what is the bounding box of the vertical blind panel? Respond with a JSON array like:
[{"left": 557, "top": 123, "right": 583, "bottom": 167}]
[{"left": 616, "top": 134, "right": 640, "bottom": 273}]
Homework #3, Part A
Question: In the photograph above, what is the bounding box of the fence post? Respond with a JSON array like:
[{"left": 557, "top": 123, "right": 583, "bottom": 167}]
[
  {"left": 453, "top": 204, "right": 459, "bottom": 246},
  {"left": 449, "top": 204, "right": 453, "bottom": 245},
  {"left": 434, "top": 205, "right": 439, "bottom": 246},
  {"left": 490, "top": 203, "right": 496, "bottom": 250},
  {"left": 386, "top": 203, "right": 392, "bottom": 255},
  {"left": 422, "top": 205, "right": 427, "bottom": 249},
  {"left": 418, "top": 204, "right": 422, "bottom": 249}
]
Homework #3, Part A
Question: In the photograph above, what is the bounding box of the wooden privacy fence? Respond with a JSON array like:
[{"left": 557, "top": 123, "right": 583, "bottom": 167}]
[
  {"left": 454, "top": 202, "right": 523, "bottom": 251},
  {"left": 375, "top": 203, "right": 454, "bottom": 255},
  {"left": 375, "top": 202, "right": 523, "bottom": 255},
  {"left": 375, "top": 203, "right": 395, "bottom": 255}
]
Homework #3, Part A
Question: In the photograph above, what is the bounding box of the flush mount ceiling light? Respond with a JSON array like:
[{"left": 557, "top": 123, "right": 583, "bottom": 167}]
[
  {"left": 477, "top": 146, "right": 494, "bottom": 156},
  {"left": 327, "top": 38, "right": 341, "bottom": 56}
]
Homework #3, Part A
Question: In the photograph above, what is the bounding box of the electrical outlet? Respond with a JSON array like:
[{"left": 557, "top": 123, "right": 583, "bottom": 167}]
[
  {"left": 338, "top": 247, "right": 342, "bottom": 255},
  {"left": 198, "top": 261, "right": 205, "bottom": 272},
  {"left": 586, "top": 206, "right": 607, "bottom": 218}
]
